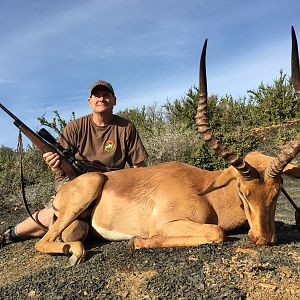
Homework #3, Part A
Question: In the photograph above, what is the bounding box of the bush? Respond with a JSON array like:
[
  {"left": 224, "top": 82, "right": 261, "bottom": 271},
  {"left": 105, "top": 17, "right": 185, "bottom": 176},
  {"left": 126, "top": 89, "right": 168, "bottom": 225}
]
[
  {"left": 0, "top": 145, "right": 54, "bottom": 198},
  {"left": 142, "top": 123, "right": 199, "bottom": 165},
  {"left": 0, "top": 147, "right": 19, "bottom": 193},
  {"left": 247, "top": 70, "right": 299, "bottom": 126}
]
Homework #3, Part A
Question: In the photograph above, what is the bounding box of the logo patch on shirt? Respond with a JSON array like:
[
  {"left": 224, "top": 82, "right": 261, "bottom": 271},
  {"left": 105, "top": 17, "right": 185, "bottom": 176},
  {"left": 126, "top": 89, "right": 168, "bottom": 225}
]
[{"left": 104, "top": 140, "right": 115, "bottom": 153}]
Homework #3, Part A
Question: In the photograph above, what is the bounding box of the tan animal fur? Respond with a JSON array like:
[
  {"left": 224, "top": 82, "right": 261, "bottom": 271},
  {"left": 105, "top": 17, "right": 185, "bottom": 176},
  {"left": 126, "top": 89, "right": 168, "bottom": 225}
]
[{"left": 35, "top": 27, "right": 300, "bottom": 265}]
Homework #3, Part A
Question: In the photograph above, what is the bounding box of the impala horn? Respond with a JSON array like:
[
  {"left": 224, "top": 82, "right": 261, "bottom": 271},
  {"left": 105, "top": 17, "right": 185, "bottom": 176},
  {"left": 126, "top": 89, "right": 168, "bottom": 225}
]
[
  {"left": 266, "top": 26, "right": 300, "bottom": 178},
  {"left": 196, "top": 39, "right": 259, "bottom": 180},
  {"left": 292, "top": 26, "right": 300, "bottom": 101}
]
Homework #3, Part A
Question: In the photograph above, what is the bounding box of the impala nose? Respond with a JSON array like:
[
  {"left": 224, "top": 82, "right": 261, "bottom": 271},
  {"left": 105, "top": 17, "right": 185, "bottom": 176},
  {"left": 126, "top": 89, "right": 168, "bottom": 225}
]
[
  {"left": 248, "top": 230, "right": 276, "bottom": 245},
  {"left": 248, "top": 230, "right": 258, "bottom": 244}
]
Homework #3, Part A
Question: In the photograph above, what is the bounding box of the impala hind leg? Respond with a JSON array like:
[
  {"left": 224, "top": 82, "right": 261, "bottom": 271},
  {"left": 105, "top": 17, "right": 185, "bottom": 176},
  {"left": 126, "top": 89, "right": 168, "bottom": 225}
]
[
  {"left": 130, "top": 220, "right": 226, "bottom": 249},
  {"left": 61, "top": 219, "right": 90, "bottom": 242},
  {"left": 35, "top": 172, "right": 107, "bottom": 265}
]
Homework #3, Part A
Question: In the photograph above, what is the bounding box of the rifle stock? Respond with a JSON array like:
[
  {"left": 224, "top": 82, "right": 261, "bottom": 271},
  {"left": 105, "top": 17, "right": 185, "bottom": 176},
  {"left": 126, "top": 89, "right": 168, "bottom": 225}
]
[{"left": 0, "top": 103, "right": 80, "bottom": 179}]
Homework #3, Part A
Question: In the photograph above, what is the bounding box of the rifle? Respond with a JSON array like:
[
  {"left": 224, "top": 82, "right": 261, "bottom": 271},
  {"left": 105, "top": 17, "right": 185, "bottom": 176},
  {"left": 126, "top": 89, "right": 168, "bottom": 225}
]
[{"left": 0, "top": 103, "right": 87, "bottom": 179}]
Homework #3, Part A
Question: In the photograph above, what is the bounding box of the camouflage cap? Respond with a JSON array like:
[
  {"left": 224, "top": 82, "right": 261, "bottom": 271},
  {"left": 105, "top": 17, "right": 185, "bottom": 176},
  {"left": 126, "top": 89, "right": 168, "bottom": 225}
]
[{"left": 90, "top": 80, "right": 115, "bottom": 96}]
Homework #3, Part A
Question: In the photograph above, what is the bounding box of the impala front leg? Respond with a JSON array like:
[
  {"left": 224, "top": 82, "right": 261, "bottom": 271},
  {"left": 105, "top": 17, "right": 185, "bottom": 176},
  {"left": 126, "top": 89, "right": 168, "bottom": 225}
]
[
  {"left": 35, "top": 219, "right": 86, "bottom": 265},
  {"left": 35, "top": 172, "right": 107, "bottom": 265}
]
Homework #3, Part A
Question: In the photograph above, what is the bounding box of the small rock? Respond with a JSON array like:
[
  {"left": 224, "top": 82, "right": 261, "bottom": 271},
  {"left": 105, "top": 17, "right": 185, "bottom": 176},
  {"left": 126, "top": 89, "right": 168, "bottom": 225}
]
[
  {"left": 258, "top": 283, "right": 277, "bottom": 291},
  {"left": 188, "top": 255, "right": 198, "bottom": 261},
  {"left": 28, "top": 290, "right": 36, "bottom": 297}
]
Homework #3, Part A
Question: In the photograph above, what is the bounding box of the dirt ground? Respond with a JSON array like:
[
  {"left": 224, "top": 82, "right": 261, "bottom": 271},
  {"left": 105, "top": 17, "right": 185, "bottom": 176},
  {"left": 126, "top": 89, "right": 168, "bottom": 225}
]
[{"left": 0, "top": 175, "right": 300, "bottom": 299}]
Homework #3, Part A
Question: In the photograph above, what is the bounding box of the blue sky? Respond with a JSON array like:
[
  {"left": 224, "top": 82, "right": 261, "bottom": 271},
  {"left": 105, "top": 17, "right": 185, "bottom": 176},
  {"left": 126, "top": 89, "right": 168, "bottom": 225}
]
[{"left": 0, "top": 0, "right": 299, "bottom": 148}]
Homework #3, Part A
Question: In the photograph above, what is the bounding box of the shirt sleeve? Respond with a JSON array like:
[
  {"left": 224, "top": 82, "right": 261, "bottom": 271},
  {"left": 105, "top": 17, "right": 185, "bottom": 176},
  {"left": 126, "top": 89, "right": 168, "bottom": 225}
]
[{"left": 125, "top": 123, "right": 148, "bottom": 166}]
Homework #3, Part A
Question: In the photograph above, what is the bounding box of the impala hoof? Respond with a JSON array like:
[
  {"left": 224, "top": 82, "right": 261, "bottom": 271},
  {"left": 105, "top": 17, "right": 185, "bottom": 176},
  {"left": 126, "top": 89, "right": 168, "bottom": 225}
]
[
  {"left": 128, "top": 237, "right": 136, "bottom": 251},
  {"left": 69, "top": 250, "right": 86, "bottom": 266}
]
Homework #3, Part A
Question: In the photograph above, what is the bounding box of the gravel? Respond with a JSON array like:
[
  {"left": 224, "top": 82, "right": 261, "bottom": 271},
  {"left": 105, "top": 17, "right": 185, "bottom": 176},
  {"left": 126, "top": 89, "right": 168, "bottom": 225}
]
[{"left": 0, "top": 176, "right": 300, "bottom": 300}]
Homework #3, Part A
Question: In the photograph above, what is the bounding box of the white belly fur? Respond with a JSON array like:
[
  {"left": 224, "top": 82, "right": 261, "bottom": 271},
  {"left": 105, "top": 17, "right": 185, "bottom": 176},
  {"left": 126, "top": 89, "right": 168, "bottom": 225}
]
[{"left": 91, "top": 221, "right": 134, "bottom": 241}]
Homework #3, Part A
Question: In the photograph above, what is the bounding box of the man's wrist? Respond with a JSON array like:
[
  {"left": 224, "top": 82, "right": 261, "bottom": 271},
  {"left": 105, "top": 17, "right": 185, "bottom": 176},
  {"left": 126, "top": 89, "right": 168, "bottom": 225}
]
[{"left": 54, "top": 169, "right": 65, "bottom": 177}]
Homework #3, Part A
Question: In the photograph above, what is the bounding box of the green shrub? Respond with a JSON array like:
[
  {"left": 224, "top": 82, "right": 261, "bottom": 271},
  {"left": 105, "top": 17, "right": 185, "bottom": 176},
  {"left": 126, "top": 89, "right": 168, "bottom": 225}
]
[
  {"left": 38, "top": 110, "right": 76, "bottom": 136},
  {"left": 247, "top": 71, "right": 299, "bottom": 126},
  {"left": 0, "top": 147, "right": 19, "bottom": 193},
  {"left": 0, "top": 145, "right": 54, "bottom": 196}
]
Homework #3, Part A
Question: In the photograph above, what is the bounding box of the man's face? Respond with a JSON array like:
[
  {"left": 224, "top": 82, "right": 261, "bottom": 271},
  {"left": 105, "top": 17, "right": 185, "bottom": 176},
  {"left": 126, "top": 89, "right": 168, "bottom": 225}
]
[{"left": 88, "top": 86, "right": 116, "bottom": 114}]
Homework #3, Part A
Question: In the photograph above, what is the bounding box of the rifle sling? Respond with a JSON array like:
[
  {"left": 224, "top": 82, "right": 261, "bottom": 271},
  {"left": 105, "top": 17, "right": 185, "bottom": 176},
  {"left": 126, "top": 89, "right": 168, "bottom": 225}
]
[
  {"left": 281, "top": 187, "right": 300, "bottom": 215},
  {"left": 17, "top": 131, "right": 48, "bottom": 232}
]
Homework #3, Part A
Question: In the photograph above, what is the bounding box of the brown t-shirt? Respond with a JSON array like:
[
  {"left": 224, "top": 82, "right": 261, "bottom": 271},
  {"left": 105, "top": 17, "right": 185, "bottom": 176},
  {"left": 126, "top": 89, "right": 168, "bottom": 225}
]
[{"left": 55, "top": 114, "right": 148, "bottom": 188}]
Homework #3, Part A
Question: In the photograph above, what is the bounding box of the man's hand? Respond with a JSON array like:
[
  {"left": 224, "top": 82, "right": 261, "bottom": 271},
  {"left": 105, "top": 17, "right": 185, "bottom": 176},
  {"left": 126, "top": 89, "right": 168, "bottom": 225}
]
[{"left": 43, "top": 152, "right": 64, "bottom": 176}]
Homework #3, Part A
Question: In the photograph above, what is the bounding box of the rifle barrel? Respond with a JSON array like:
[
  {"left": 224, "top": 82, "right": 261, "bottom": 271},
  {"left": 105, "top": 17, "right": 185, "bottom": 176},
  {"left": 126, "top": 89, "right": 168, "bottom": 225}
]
[
  {"left": 0, "top": 103, "right": 20, "bottom": 122},
  {"left": 0, "top": 102, "right": 81, "bottom": 179}
]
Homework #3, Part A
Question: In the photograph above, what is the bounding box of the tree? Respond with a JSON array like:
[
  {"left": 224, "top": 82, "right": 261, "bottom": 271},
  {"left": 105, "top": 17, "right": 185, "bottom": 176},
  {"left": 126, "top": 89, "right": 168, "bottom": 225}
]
[{"left": 38, "top": 111, "right": 76, "bottom": 137}]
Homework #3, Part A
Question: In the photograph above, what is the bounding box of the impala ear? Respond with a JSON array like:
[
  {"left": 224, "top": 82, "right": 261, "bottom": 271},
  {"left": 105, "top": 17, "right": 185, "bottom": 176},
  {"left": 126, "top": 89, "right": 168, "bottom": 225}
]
[
  {"left": 199, "top": 166, "right": 239, "bottom": 195},
  {"left": 283, "top": 163, "right": 300, "bottom": 178}
]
